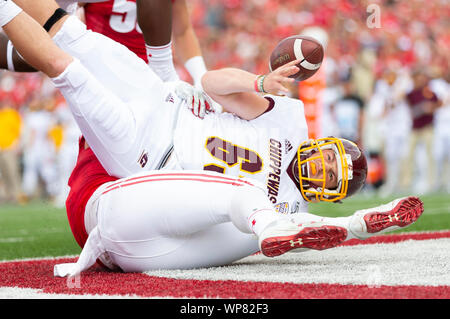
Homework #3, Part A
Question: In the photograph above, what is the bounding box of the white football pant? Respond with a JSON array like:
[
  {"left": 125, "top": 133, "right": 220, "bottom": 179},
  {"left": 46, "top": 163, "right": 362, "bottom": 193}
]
[{"left": 82, "top": 171, "right": 278, "bottom": 272}]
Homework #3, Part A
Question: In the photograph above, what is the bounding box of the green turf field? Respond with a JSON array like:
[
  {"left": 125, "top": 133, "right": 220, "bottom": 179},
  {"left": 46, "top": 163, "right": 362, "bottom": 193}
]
[{"left": 0, "top": 192, "right": 449, "bottom": 261}]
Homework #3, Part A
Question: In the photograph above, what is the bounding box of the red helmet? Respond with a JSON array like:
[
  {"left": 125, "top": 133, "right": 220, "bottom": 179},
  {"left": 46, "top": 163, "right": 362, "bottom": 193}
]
[{"left": 292, "top": 137, "right": 368, "bottom": 202}]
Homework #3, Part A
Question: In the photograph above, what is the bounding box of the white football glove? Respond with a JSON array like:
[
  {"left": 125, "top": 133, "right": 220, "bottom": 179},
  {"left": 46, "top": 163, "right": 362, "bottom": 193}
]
[{"left": 174, "top": 81, "right": 214, "bottom": 119}]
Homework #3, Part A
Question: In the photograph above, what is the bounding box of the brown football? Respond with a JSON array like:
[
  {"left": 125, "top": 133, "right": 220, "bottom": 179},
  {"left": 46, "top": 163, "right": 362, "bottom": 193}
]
[{"left": 269, "top": 35, "right": 324, "bottom": 82}]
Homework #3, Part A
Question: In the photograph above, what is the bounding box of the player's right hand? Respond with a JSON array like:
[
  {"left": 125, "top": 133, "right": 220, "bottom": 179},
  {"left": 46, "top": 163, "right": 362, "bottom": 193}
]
[
  {"left": 174, "top": 81, "right": 214, "bottom": 119},
  {"left": 262, "top": 59, "right": 300, "bottom": 96}
]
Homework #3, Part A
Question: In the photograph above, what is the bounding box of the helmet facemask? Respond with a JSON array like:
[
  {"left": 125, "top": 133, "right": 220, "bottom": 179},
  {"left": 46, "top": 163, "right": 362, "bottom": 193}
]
[{"left": 296, "top": 137, "right": 353, "bottom": 202}]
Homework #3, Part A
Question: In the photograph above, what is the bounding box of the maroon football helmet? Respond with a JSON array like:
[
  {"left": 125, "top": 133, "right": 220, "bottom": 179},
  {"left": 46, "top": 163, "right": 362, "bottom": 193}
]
[{"left": 292, "top": 137, "right": 368, "bottom": 202}]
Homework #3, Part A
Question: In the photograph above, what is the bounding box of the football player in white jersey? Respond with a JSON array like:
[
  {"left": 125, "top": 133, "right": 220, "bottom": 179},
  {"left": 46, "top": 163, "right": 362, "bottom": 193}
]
[
  {"left": 6, "top": 2, "right": 366, "bottom": 212},
  {"left": 1, "top": 0, "right": 425, "bottom": 276},
  {"left": 0, "top": 0, "right": 367, "bottom": 213},
  {"left": 1, "top": 0, "right": 364, "bottom": 211}
]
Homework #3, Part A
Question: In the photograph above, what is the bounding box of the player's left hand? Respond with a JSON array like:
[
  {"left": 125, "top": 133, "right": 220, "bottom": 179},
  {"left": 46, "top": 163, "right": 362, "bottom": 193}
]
[{"left": 174, "top": 81, "right": 214, "bottom": 119}]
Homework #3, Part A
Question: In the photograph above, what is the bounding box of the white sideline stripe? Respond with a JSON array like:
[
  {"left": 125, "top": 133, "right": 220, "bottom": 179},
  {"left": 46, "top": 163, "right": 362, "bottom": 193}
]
[
  {"left": 0, "top": 287, "right": 172, "bottom": 299},
  {"left": 0, "top": 255, "right": 78, "bottom": 263},
  {"left": 0, "top": 237, "right": 34, "bottom": 243},
  {"left": 424, "top": 206, "right": 450, "bottom": 215},
  {"left": 0, "top": 228, "right": 69, "bottom": 243},
  {"left": 144, "top": 238, "right": 450, "bottom": 287}
]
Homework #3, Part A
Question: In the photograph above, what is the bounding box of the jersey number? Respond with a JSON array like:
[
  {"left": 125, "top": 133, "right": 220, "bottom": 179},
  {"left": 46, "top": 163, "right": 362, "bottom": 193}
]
[
  {"left": 203, "top": 137, "right": 263, "bottom": 175},
  {"left": 110, "top": 0, "right": 142, "bottom": 34}
]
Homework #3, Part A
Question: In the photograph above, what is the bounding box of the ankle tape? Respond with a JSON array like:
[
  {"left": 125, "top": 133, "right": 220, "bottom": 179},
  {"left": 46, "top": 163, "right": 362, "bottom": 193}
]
[{"left": 43, "top": 8, "right": 67, "bottom": 32}]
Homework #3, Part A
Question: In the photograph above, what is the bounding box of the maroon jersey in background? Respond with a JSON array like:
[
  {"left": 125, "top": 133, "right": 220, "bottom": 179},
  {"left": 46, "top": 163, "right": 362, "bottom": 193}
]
[{"left": 406, "top": 86, "right": 438, "bottom": 130}]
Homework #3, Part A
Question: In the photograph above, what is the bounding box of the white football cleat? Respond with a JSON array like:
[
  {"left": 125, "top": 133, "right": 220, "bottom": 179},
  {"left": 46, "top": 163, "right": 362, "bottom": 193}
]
[
  {"left": 259, "top": 220, "right": 348, "bottom": 257},
  {"left": 349, "top": 196, "right": 424, "bottom": 239}
]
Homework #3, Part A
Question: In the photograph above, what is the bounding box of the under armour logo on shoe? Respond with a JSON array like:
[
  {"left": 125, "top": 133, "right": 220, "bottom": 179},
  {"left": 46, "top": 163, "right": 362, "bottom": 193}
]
[
  {"left": 388, "top": 214, "right": 399, "bottom": 222},
  {"left": 290, "top": 238, "right": 303, "bottom": 247}
]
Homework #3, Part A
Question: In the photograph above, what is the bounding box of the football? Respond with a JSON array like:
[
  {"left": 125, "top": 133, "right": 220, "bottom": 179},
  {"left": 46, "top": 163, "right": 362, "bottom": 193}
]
[{"left": 269, "top": 35, "right": 324, "bottom": 81}]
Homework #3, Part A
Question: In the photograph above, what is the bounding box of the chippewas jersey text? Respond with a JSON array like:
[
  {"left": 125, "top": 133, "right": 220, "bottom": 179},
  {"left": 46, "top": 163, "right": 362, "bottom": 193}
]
[{"left": 267, "top": 138, "right": 283, "bottom": 203}]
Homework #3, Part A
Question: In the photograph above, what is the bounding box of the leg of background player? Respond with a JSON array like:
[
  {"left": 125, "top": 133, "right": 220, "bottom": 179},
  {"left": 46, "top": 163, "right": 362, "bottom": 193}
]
[
  {"left": 136, "top": 0, "right": 179, "bottom": 81},
  {"left": 136, "top": 0, "right": 207, "bottom": 84},
  {"left": 136, "top": 0, "right": 172, "bottom": 46}
]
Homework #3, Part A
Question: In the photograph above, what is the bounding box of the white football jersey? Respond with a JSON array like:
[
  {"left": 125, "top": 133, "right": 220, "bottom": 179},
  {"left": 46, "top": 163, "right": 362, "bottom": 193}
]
[{"left": 172, "top": 94, "right": 309, "bottom": 214}]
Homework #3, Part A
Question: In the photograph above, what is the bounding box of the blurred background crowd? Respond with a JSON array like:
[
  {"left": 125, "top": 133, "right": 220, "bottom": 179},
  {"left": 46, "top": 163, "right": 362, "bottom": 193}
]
[{"left": 0, "top": 0, "right": 449, "bottom": 205}]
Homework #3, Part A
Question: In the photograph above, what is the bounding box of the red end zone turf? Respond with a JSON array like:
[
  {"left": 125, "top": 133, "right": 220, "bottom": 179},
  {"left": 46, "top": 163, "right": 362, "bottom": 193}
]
[{"left": 1, "top": 231, "right": 449, "bottom": 299}]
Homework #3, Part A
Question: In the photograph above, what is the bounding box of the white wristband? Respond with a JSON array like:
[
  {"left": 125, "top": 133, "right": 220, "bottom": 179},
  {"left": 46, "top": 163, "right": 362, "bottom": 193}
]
[
  {"left": 6, "top": 40, "right": 14, "bottom": 71},
  {"left": 184, "top": 56, "right": 207, "bottom": 87},
  {"left": 0, "top": 1, "right": 23, "bottom": 28}
]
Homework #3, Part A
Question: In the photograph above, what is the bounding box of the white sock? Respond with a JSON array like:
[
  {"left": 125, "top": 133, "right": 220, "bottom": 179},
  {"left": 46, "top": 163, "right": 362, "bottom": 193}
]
[
  {"left": 184, "top": 56, "right": 207, "bottom": 88},
  {"left": 146, "top": 42, "right": 179, "bottom": 82},
  {"left": 228, "top": 184, "right": 282, "bottom": 237},
  {"left": 0, "top": 0, "right": 23, "bottom": 28},
  {"left": 247, "top": 208, "right": 283, "bottom": 237}
]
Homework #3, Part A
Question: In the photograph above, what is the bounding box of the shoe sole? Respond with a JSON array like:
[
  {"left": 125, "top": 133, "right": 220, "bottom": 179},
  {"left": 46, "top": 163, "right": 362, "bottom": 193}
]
[
  {"left": 261, "top": 225, "right": 348, "bottom": 257},
  {"left": 364, "top": 196, "right": 424, "bottom": 234}
]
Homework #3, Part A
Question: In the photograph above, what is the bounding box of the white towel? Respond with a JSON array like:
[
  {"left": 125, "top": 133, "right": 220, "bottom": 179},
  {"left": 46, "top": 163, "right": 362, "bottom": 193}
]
[{"left": 54, "top": 226, "right": 105, "bottom": 277}]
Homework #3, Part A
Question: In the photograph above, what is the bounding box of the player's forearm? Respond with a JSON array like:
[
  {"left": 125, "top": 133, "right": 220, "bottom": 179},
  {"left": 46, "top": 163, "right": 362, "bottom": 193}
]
[
  {"left": 202, "top": 68, "right": 257, "bottom": 97},
  {"left": 172, "top": 0, "right": 201, "bottom": 63},
  {"left": 201, "top": 62, "right": 299, "bottom": 120},
  {"left": 202, "top": 61, "right": 298, "bottom": 97},
  {"left": 201, "top": 68, "right": 269, "bottom": 120},
  {"left": 2, "top": 9, "right": 72, "bottom": 78},
  {"left": 173, "top": 27, "right": 201, "bottom": 63}
]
